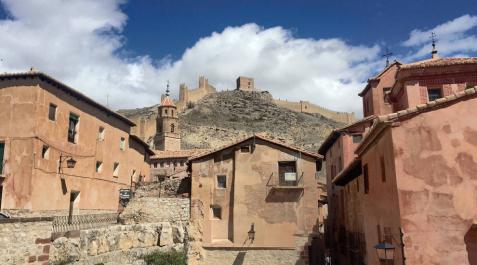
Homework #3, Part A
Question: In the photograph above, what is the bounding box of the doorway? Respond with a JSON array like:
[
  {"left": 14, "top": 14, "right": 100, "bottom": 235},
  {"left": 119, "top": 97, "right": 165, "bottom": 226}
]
[{"left": 465, "top": 225, "right": 477, "bottom": 265}]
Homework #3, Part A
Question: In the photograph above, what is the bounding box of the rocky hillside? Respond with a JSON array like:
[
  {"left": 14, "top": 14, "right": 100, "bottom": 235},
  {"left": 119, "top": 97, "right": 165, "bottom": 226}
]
[{"left": 119, "top": 90, "right": 345, "bottom": 152}]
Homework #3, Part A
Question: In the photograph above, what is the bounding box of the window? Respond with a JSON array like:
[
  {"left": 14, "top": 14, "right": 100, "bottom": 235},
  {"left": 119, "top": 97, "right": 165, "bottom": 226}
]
[
  {"left": 96, "top": 161, "right": 103, "bottom": 173},
  {"left": 41, "top": 145, "right": 49, "bottom": 159},
  {"left": 98, "top": 127, "right": 105, "bottom": 141},
  {"left": 211, "top": 205, "right": 222, "bottom": 219},
  {"left": 68, "top": 113, "right": 79, "bottom": 143},
  {"left": 160, "top": 162, "right": 164, "bottom": 168},
  {"left": 217, "top": 175, "right": 226, "bottom": 188},
  {"left": 363, "top": 164, "right": 369, "bottom": 194},
  {"left": 154, "top": 163, "right": 157, "bottom": 168},
  {"left": 120, "top": 137, "right": 126, "bottom": 151},
  {"left": 352, "top": 134, "right": 363, "bottom": 143},
  {"left": 383, "top": 87, "right": 391, "bottom": 104},
  {"left": 172, "top": 110, "right": 174, "bottom": 116},
  {"left": 428, "top": 88, "right": 442, "bottom": 102},
  {"left": 0, "top": 142, "right": 4, "bottom": 175},
  {"left": 113, "top": 162, "right": 119, "bottom": 177},
  {"left": 180, "top": 161, "right": 184, "bottom": 167},
  {"left": 278, "top": 161, "right": 297, "bottom": 186},
  {"left": 48, "top": 103, "right": 57, "bottom": 121},
  {"left": 380, "top": 156, "right": 386, "bottom": 182},
  {"left": 171, "top": 123, "right": 175, "bottom": 133},
  {"left": 240, "top": 146, "right": 250, "bottom": 153},
  {"left": 165, "top": 109, "right": 168, "bottom": 115}
]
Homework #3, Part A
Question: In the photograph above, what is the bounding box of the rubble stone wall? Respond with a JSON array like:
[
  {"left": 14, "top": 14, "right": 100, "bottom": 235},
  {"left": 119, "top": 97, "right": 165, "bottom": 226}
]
[
  {"left": 120, "top": 197, "right": 190, "bottom": 224},
  {"left": 0, "top": 218, "right": 53, "bottom": 265},
  {"left": 50, "top": 222, "right": 187, "bottom": 265}
]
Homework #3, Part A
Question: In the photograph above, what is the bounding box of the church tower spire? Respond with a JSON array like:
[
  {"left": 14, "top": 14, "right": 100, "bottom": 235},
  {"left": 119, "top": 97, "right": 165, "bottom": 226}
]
[{"left": 154, "top": 82, "right": 181, "bottom": 151}]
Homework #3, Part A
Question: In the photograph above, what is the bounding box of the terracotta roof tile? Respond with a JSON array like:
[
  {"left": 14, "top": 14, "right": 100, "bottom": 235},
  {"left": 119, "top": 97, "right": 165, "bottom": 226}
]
[
  {"left": 400, "top": 57, "right": 477, "bottom": 70},
  {"left": 161, "top": 96, "right": 175, "bottom": 107},
  {"left": 189, "top": 134, "right": 322, "bottom": 161},
  {"left": 152, "top": 149, "right": 210, "bottom": 159}
]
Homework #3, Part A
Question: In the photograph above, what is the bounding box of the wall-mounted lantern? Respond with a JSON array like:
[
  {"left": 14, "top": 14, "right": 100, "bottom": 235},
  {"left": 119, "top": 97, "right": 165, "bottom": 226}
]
[
  {"left": 374, "top": 242, "right": 396, "bottom": 265},
  {"left": 58, "top": 154, "right": 77, "bottom": 172},
  {"left": 248, "top": 223, "right": 255, "bottom": 243}
]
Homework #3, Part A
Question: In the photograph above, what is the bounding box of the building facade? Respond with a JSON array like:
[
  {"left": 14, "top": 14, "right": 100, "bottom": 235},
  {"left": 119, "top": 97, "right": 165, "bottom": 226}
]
[
  {"left": 320, "top": 53, "right": 477, "bottom": 265},
  {"left": 0, "top": 71, "right": 152, "bottom": 214},
  {"left": 188, "top": 135, "right": 325, "bottom": 265}
]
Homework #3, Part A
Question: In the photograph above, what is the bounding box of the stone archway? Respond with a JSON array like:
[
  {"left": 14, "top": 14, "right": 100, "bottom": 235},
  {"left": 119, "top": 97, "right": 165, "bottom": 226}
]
[{"left": 465, "top": 224, "right": 477, "bottom": 265}]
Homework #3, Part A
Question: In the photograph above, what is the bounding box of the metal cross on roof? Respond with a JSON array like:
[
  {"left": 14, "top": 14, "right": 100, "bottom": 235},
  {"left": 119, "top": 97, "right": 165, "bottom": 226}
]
[
  {"left": 382, "top": 48, "right": 393, "bottom": 67},
  {"left": 430, "top": 32, "right": 438, "bottom": 55},
  {"left": 165, "top": 80, "right": 170, "bottom": 97}
]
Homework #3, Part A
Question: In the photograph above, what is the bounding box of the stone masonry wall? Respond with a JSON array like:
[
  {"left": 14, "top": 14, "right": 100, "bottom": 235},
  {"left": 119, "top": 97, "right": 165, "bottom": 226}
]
[
  {"left": 201, "top": 249, "right": 303, "bottom": 265},
  {"left": 120, "top": 197, "right": 190, "bottom": 224},
  {"left": 50, "top": 222, "right": 187, "bottom": 265},
  {"left": 0, "top": 218, "right": 53, "bottom": 265}
]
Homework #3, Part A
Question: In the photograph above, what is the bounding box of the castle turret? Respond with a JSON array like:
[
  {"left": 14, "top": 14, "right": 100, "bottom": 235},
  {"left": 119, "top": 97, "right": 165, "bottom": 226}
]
[
  {"left": 236, "top": 76, "right": 256, "bottom": 91},
  {"left": 154, "top": 83, "right": 181, "bottom": 151}
]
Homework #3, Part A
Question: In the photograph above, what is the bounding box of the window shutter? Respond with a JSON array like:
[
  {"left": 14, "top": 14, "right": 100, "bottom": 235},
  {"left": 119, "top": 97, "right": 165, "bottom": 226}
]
[
  {"left": 420, "top": 86, "right": 428, "bottom": 103},
  {"left": 0, "top": 143, "right": 4, "bottom": 174}
]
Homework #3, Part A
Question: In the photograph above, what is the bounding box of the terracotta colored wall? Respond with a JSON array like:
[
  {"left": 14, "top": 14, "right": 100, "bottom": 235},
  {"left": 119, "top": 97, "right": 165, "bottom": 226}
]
[
  {"left": 392, "top": 97, "right": 477, "bottom": 264},
  {"left": 393, "top": 67, "right": 477, "bottom": 112},
  {"left": 191, "top": 139, "right": 320, "bottom": 251},
  {"left": 360, "top": 129, "right": 403, "bottom": 265},
  {"left": 150, "top": 158, "right": 188, "bottom": 180},
  {"left": 0, "top": 79, "right": 149, "bottom": 212},
  {"left": 364, "top": 65, "right": 397, "bottom": 117}
]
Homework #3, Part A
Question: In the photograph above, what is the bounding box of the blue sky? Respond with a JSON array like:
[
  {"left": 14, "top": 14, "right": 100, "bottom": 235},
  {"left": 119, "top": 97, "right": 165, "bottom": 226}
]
[
  {"left": 0, "top": 0, "right": 476, "bottom": 115},
  {"left": 122, "top": 0, "right": 477, "bottom": 61}
]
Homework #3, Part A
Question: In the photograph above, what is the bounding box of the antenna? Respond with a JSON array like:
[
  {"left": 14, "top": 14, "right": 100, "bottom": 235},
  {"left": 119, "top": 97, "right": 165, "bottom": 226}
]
[{"left": 382, "top": 48, "right": 393, "bottom": 67}]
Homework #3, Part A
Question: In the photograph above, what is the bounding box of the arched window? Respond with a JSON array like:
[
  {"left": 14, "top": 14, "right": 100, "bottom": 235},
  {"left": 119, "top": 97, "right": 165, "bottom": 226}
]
[{"left": 171, "top": 123, "right": 175, "bottom": 133}]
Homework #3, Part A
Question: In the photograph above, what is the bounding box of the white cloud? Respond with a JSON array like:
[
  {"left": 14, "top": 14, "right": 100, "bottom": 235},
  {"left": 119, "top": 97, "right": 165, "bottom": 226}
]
[
  {"left": 0, "top": 0, "right": 382, "bottom": 116},
  {"left": 3, "top": 2, "right": 475, "bottom": 117},
  {"left": 402, "top": 14, "right": 477, "bottom": 59}
]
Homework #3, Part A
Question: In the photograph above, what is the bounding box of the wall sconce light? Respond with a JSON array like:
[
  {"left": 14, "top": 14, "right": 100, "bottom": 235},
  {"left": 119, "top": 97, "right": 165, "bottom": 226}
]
[
  {"left": 374, "top": 242, "right": 396, "bottom": 265},
  {"left": 248, "top": 223, "right": 255, "bottom": 243}
]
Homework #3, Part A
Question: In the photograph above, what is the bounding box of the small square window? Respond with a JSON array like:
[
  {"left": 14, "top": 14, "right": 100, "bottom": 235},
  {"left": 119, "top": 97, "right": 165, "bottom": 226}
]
[
  {"left": 154, "top": 162, "right": 157, "bottom": 168},
  {"left": 180, "top": 161, "right": 184, "bottom": 167},
  {"left": 428, "top": 88, "right": 442, "bottom": 102},
  {"left": 96, "top": 161, "right": 103, "bottom": 173},
  {"left": 113, "top": 162, "right": 119, "bottom": 177},
  {"left": 41, "top": 145, "right": 49, "bottom": 159},
  {"left": 352, "top": 134, "right": 363, "bottom": 143},
  {"left": 160, "top": 162, "right": 164, "bottom": 168},
  {"left": 120, "top": 137, "right": 126, "bottom": 151},
  {"left": 217, "top": 175, "right": 227, "bottom": 188},
  {"left": 211, "top": 206, "right": 222, "bottom": 219},
  {"left": 240, "top": 146, "right": 250, "bottom": 153},
  {"left": 48, "top": 104, "right": 57, "bottom": 121},
  {"left": 98, "top": 127, "right": 105, "bottom": 141}
]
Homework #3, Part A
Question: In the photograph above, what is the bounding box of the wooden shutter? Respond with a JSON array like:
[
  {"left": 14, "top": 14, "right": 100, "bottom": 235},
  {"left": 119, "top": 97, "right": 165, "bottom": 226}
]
[{"left": 0, "top": 143, "right": 4, "bottom": 174}]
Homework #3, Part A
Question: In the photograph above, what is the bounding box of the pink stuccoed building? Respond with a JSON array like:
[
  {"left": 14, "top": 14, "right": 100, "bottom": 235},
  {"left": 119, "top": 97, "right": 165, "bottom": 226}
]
[{"left": 320, "top": 50, "right": 477, "bottom": 265}]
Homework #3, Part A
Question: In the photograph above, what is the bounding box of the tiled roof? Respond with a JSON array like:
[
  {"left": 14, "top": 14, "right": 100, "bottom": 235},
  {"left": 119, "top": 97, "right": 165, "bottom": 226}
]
[
  {"left": 129, "top": 135, "right": 155, "bottom": 155},
  {"left": 161, "top": 96, "right": 175, "bottom": 107},
  {"left": 152, "top": 149, "right": 210, "bottom": 159},
  {"left": 358, "top": 61, "right": 401, "bottom": 96},
  {"left": 317, "top": 115, "right": 375, "bottom": 155},
  {"left": 189, "top": 134, "right": 322, "bottom": 161},
  {"left": 0, "top": 71, "right": 136, "bottom": 126},
  {"left": 400, "top": 57, "right": 477, "bottom": 70},
  {"left": 356, "top": 87, "right": 477, "bottom": 155}
]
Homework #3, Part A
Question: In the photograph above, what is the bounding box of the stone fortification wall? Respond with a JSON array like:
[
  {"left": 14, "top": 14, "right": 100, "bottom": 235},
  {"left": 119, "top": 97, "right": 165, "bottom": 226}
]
[
  {"left": 274, "top": 99, "right": 355, "bottom": 123},
  {"left": 176, "top": 76, "right": 217, "bottom": 111},
  {"left": 120, "top": 197, "right": 190, "bottom": 224},
  {"left": 50, "top": 222, "right": 187, "bottom": 265},
  {"left": 0, "top": 217, "right": 53, "bottom": 265}
]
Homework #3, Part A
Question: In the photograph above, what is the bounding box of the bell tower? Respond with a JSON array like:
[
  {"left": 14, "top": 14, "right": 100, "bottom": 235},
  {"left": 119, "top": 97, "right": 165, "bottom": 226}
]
[{"left": 154, "top": 82, "right": 181, "bottom": 150}]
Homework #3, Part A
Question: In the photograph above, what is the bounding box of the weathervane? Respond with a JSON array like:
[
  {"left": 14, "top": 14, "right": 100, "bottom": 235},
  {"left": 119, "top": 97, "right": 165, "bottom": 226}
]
[
  {"left": 430, "top": 32, "right": 438, "bottom": 58},
  {"left": 382, "top": 48, "right": 393, "bottom": 67}
]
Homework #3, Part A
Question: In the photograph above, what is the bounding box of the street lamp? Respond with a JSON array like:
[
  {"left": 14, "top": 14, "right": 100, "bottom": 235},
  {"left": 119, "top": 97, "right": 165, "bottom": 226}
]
[
  {"left": 59, "top": 154, "right": 77, "bottom": 172},
  {"left": 374, "top": 242, "right": 396, "bottom": 265},
  {"left": 248, "top": 223, "right": 255, "bottom": 243}
]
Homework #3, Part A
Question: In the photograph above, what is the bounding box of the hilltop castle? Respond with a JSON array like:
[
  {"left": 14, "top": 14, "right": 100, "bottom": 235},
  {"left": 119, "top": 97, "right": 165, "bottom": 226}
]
[{"left": 175, "top": 76, "right": 355, "bottom": 123}]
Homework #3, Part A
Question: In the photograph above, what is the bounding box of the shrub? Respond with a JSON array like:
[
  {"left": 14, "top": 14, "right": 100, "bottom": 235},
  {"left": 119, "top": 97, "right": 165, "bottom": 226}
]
[{"left": 143, "top": 250, "right": 186, "bottom": 265}]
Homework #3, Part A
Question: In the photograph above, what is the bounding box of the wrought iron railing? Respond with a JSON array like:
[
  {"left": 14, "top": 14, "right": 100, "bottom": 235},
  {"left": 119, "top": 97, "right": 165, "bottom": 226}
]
[{"left": 52, "top": 213, "right": 119, "bottom": 232}]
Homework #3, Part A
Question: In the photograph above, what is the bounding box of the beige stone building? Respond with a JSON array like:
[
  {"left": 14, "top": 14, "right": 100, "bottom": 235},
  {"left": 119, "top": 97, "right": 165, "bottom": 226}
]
[
  {"left": 188, "top": 135, "right": 325, "bottom": 265},
  {"left": 0, "top": 71, "right": 153, "bottom": 214}
]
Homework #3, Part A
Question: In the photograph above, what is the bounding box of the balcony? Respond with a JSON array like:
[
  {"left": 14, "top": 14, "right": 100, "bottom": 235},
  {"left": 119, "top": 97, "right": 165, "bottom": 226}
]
[{"left": 266, "top": 172, "right": 304, "bottom": 199}]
